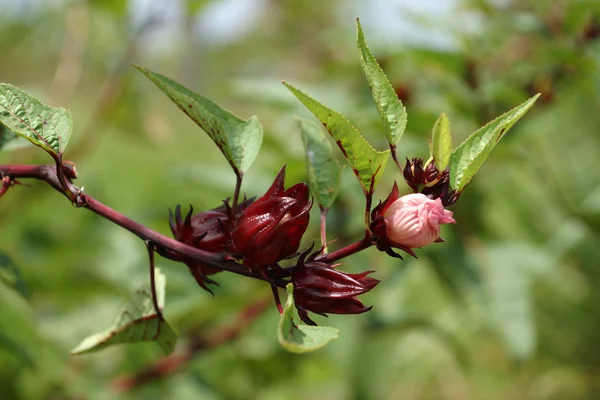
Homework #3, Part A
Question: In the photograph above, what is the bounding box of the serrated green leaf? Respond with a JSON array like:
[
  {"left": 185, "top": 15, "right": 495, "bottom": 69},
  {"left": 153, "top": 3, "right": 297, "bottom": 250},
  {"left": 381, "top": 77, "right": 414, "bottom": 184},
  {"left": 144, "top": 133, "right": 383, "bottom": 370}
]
[
  {"left": 70, "top": 268, "right": 178, "bottom": 356},
  {"left": 449, "top": 94, "right": 539, "bottom": 191},
  {"left": 430, "top": 113, "right": 452, "bottom": 171},
  {"left": 356, "top": 19, "right": 407, "bottom": 146},
  {"left": 283, "top": 82, "right": 389, "bottom": 195},
  {"left": 0, "top": 83, "right": 72, "bottom": 155},
  {"left": 278, "top": 284, "right": 338, "bottom": 353},
  {"left": 135, "top": 66, "right": 263, "bottom": 176},
  {"left": 298, "top": 118, "right": 342, "bottom": 209}
]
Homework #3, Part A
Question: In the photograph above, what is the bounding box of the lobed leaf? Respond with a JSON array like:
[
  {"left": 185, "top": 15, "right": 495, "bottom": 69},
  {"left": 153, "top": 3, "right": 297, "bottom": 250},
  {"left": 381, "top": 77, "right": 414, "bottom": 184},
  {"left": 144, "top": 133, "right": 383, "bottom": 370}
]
[
  {"left": 135, "top": 66, "right": 263, "bottom": 176},
  {"left": 278, "top": 284, "right": 338, "bottom": 353},
  {"left": 298, "top": 117, "right": 342, "bottom": 209},
  {"left": 449, "top": 94, "right": 539, "bottom": 191},
  {"left": 283, "top": 82, "right": 389, "bottom": 195},
  {"left": 430, "top": 113, "right": 452, "bottom": 171},
  {"left": 356, "top": 19, "right": 407, "bottom": 146},
  {"left": 0, "top": 83, "right": 72, "bottom": 155},
  {"left": 70, "top": 268, "right": 178, "bottom": 356}
]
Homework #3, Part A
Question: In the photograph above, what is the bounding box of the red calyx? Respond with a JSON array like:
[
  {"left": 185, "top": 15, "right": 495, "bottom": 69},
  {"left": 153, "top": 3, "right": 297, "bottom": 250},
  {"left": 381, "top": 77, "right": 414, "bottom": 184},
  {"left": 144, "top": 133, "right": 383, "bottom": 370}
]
[
  {"left": 291, "top": 248, "right": 380, "bottom": 326},
  {"left": 403, "top": 157, "right": 460, "bottom": 207},
  {"left": 168, "top": 198, "right": 252, "bottom": 293},
  {"left": 230, "top": 166, "right": 312, "bottom": 272}
]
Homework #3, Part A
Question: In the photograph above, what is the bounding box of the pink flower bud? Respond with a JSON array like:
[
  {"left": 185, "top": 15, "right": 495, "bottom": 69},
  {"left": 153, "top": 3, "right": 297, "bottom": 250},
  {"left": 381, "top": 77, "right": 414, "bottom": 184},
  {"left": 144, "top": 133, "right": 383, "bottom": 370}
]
[
  {"left": 383, "top": 193, "right": 455, "bottom": 249},
  {"left": 370, "top": 182, "right": 456, "bottom": 258}
]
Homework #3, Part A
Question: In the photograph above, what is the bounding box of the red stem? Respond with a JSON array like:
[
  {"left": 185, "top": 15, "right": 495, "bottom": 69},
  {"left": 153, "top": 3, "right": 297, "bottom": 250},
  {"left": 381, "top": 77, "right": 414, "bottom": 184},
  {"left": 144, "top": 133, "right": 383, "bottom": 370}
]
[
  {"left": 320, "top": 236, "right": 372, "bottom": 263},
  {"left": 0, "top": 164, "right": 290, "bottom": 287}
]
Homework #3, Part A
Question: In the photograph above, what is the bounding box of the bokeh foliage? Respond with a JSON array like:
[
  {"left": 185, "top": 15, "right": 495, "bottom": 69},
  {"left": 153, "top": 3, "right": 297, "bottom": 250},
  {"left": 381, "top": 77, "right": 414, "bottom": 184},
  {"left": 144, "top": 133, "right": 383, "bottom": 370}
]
[{"left": 1, "top": 0, "right": 600, "bottom": 399}]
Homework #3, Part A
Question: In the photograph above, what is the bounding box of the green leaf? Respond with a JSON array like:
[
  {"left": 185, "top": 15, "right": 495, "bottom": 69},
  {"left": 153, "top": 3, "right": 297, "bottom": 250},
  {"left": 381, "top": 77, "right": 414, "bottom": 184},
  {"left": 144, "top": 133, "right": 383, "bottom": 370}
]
[
  {"left": 278, "top": 284, "right": 338, "bottom": 353},
  {"left": 0, "top": 83, "right": 72, "bottom": 155},
  {"left": 135, "top": 66, "right": 263, "bottom": 176},
  {"left": 0, "top": 125, "right": 30, "bottom": 152},
  {"left": 356, "top": 19, "right": 407, "bottom": 146},
  {"left": 0, "top": 251, "right": 27, "bottom": 297},
  {"left": 298, "top": 118, "right": 342, "bottom": 209},
  {"left": 283, "top": 82, "right": 390, "bottom": 195},
  {"left": 429, "top": 113, "right": 452, "bottom": 171},
  {"left": 70, "top": 268, "right": 178, "bottom": 356},
  {"left": 449, "top": 94, "right": 539, "bottom": 191}
]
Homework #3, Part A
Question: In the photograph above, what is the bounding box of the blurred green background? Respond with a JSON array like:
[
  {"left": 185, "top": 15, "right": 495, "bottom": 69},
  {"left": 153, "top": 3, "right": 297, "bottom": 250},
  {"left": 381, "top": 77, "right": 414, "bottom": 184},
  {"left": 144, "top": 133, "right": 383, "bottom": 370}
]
[{"left": 1, "top": 0, "right": 600, "bottom": 399}]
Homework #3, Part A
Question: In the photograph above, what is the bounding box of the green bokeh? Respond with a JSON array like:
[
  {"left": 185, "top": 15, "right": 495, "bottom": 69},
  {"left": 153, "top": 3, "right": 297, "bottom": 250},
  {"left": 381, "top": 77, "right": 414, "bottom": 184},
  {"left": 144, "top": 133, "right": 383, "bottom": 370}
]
[{"left": 1, "top": 0, "right": 600, "bottom": 399}]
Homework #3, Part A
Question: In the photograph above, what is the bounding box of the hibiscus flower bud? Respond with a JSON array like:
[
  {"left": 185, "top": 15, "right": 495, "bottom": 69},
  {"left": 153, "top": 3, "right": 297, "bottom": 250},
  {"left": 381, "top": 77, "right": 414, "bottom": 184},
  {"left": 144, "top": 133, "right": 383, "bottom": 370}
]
[
  {"left": 370, "top": 183, "right": 456, "bottom": 258},
  {"left": 291, "top": 249, "right": 380, "bottom": 326},
  {"left": 230, "top": 166, "right": 312, "bottom": 270}
]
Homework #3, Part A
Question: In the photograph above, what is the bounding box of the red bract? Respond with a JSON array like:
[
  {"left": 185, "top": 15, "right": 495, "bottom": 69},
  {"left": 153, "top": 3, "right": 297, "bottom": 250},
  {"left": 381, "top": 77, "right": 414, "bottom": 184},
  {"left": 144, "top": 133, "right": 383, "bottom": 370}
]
[
  {"left": 169, "top": 200, "right": 251, "bottom": 293},
  {"left": 230, "top": 166, "right": 312, "bottom": 270},
  {"left": 403, "top": 157, "right": 460, "bottom": 206},
  {"left": 291, "top": 249, "right": 380, "bottom": 326}
]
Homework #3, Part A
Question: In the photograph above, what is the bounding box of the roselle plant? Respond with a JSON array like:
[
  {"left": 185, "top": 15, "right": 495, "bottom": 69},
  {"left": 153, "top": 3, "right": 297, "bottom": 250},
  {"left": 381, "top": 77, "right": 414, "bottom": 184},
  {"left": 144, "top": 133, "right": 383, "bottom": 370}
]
[{"left": 0, "top": 20, "right": 539, "bottom": 355}]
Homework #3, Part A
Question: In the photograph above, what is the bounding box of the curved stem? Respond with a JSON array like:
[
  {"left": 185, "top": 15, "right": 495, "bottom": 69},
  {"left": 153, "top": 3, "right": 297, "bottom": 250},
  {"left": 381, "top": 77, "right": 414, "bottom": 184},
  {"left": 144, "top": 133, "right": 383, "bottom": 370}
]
[
  {"left": 53, "top": 155, "right": 79, "bottom": 202},
  {"left": 0, "top": 163, "right": 289, "bottom": 288}
]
